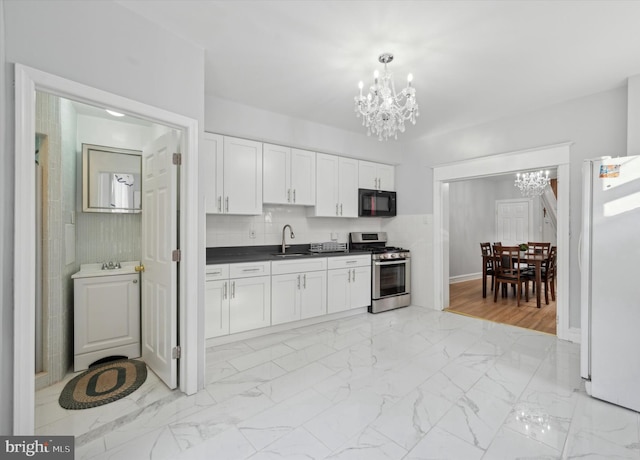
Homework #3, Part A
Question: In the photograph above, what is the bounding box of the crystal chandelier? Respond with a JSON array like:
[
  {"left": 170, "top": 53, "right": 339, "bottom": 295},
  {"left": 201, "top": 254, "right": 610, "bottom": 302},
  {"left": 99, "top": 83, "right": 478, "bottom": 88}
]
[
  {"left": 354, "top": 53, "right": 419, "bottom": 141},
  {"left": 514, "top": 170, "right": 550, "bottom": 197}
]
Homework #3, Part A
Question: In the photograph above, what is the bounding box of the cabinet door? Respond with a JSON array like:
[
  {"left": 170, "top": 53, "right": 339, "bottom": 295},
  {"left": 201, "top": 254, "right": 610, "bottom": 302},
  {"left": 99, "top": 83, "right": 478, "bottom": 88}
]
[
  {"left": 205, "top": 279, "right": 229, "bottom": 338},
  {"left": 263, "top": 143, "right": 291, "bottom": 205},
  {"left": 377, "top": 164, "right": 395, "bottom": 191},
  {"left": 300, "top": 270, "right": 327, "bottom": 320},
  {"left": 271, "top": 273, "right": 300, "bottom": 325},
  {"left": 290, "top": 148, "right": 316, "bottom": 206},
  {"left": 349, "top": 265, "right": 372, "bottom": 309},
  {"left": 74, "top": 274, "right": 140, "bottom": 355},
  {"left": 313, "top": 153, "right": 340, "bottom": 217},
  {"left": 223, "top": 136, "right": 263, "bottom": 215},
  {"left": 358, "top": 160, "right": 378, "bottom": 190},
  {"left": 229, "top": 275, "right": 271, "bottom": 333},
  {"left": 327, "top": 268, "right": 350, "bottom": 314},
  {"left": 203, "top": 133, "right": 224, "bottom": 214},
  {"left": 338, "top": 157, "right": 359, "bottom": 218}
]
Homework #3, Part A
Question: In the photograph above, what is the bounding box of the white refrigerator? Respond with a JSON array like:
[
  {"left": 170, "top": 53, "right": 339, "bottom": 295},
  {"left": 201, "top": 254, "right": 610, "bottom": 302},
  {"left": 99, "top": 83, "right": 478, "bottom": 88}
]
[{"left": 581, "top": 155, "right": 640, "bottom": 412}]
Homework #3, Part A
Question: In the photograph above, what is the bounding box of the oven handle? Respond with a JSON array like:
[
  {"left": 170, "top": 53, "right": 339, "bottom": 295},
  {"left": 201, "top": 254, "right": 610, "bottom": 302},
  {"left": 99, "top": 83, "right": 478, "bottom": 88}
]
[{"left": 373, "top": 259, "right": 409, "bottom": 266}]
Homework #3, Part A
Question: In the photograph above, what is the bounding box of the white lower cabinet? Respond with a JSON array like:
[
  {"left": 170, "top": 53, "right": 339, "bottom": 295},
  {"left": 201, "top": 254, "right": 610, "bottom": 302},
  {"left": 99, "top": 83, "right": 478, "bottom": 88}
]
[
  {"left": 73, "top": 272, "right": 141, "bottom": 371},
  {"left": 229, "top": 275, "right": 271, "bottom": 333},
  {"left": 205, "top": 254, "right": 371, "bottom": 338},
  {"left": 205, "top": 262, "right": 271, "bottom": 338},
  {"left": 327, "top": 255, "right": 372, "bottom": 314},
  {"left": 271, "top": 258, "right": 327, "bottom": 325}
]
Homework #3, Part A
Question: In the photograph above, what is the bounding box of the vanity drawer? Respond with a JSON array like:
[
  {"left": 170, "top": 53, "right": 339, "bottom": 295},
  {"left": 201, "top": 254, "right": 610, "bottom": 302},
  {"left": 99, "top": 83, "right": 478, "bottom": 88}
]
[{"left": 229, "top": 261, "right": 271, "bottom": 278}]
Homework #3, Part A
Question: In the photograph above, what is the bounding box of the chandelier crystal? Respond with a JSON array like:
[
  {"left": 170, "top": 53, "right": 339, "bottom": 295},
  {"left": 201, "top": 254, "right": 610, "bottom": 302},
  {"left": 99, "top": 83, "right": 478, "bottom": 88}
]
[
  {"left": 354, "top": 53, "right": 419, "bottom": 141},
  {"left": 514, "top": 170, "right": 550, "bottom": 197}
]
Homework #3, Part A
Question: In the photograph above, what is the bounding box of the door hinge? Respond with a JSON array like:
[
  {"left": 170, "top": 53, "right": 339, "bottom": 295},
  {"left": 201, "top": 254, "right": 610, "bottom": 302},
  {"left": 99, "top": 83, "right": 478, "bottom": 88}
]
[
  {"left": 172, "top": 153, "right": 182, "bottom": 165},
  {"left": 172, "top": 346, "right": 181, "bottom": 359},
  {"left": 172, "top": 249, "right": 181, "bottom": 262}
]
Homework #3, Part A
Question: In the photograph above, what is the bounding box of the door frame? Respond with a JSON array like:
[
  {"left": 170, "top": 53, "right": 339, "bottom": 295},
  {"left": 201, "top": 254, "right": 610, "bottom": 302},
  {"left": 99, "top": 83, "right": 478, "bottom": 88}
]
[
  {"left": 494, "top": 198, "right": 534, "bottom": 244},
  {"left": 433, "top": 142, "right": 574, "bottom": 341},
  {"left": 13, "top": 64, "right": 201, "bottom": 434}
]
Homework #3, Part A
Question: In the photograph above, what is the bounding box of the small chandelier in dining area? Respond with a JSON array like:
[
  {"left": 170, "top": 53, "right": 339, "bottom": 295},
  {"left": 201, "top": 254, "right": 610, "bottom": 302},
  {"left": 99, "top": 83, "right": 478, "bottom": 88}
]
[
  {"left": 514, "top": 170, "right": 550, "bottom": 197},
  {"left": 354, "top": 53, "right": 419, "bottom": 141}
]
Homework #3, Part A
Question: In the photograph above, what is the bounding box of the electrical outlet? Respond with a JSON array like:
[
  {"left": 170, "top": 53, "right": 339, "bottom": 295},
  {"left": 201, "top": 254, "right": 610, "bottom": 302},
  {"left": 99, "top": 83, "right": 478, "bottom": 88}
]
[{"left": 249, "top": 229, "right": 256, "bottom": 239}]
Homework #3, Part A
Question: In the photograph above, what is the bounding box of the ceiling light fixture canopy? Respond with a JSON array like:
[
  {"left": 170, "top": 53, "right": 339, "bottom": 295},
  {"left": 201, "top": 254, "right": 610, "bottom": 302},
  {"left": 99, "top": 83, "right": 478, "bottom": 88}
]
[
  {"left": 514, "top": 170, "right": 550, "bottom": 197},
  {"left": 354, "top": 53, "right": 419, "bottom": 141}
]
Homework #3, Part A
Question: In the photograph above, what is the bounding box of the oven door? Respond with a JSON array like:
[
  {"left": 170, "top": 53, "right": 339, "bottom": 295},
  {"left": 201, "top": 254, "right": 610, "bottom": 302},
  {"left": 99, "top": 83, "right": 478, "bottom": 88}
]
[{"left": 372, "top": 258, "right": 410, "bottom": 299}]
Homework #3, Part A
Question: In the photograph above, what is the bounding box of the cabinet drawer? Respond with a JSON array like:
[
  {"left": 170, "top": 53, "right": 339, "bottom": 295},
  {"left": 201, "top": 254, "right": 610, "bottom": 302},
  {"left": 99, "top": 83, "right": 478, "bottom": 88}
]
[
  {"left": 327, "top": 255, "right": 371, "bottom": 270},
  {"left": 206, "top": 264, "right": 229, "bottom": 280},
  {"left": 272, "top": 257, "right": 327, "bottom": 275},
  {"left": 229, "top": 261, "right": 271, "bottom": 278}
]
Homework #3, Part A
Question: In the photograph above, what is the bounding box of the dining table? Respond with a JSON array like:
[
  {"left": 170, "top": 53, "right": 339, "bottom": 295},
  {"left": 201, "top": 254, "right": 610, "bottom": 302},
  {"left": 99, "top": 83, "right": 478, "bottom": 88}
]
[{"left": 481, "top": 251, "right": 547, "bottom": 308}]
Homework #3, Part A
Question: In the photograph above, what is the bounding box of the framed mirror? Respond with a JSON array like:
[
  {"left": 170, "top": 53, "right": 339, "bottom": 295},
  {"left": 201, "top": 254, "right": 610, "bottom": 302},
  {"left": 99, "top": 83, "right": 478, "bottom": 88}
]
[{"left": 82, "top": 144, "right": 142, "bottom": 213}]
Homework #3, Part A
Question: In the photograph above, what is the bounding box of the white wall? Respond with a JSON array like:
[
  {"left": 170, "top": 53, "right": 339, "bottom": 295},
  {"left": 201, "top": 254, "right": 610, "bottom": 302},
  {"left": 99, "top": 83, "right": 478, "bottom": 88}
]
[
  {"left": 399, "top": 86, "right": 628, "bottom": 327},
  {"left": 206, "top": 96, "right": 396, "bottom": 163},
  {"left": 1, "top": 0, "right": 205, "bottom": 434}
]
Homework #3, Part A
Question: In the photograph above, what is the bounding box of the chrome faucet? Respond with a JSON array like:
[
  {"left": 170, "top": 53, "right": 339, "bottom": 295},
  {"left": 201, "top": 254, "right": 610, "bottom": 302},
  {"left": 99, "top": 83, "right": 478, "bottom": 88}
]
[{"left": 281, "top": 224, "right": 295, "bottom": 253}]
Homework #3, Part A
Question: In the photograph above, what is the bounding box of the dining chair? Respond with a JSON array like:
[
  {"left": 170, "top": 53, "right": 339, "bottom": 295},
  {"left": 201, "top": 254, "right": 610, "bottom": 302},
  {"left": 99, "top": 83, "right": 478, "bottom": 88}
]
[
  {"left": 527, "top": 242, "right": 551, "bottom": 257},
  {"left": 493, "top": 245, "right": 528, "bottom": 306},
  {"left": 480, "top": 242, "right": 495, "bottom": 293},
  {"left": 542, "top": 245, "right": 558, "bottom": 303}
]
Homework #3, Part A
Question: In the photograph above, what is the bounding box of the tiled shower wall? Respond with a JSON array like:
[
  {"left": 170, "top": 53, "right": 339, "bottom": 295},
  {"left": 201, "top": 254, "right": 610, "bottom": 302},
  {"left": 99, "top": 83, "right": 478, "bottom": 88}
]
[{"left": 35, "top": 92, "right": 78, "bottom": 389}]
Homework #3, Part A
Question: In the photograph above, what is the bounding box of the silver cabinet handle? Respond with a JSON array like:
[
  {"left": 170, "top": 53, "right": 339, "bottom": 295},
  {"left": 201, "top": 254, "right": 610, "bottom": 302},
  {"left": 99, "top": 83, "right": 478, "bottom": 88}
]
[
  {"left": 231, "top": 281, "right": 235, "bottom": 299},
  {"left": 218, "top": 196, "right": 222, "bottom": 212},
  {"left": 288, "top": 189, "right": 291, "bottom": 203},
  {"left": 352, "top": 269, "right": 356, "bottom": 281},
  {"left": 336, "top": 203, "right": 339, "bottom": 216},
  {"left": 297, "top": 274, "right": 301, "bottom": 290},
  {"left": 293, "top": 189, "right": 296, "bottom": 203},
  {"left": 224, "top": 281, "right": 228, "bottom": 299},
  {"left": 348, "top": 269, "right": 351, "bottom": 283},
  {"left": 225, "top": 196, "right": 229, "bottom": 213},
  {"left": 303, "top": 274, "right": 306, "bottom": 289},
  {"left": 346, "top": 260, "right": 357, "bottom": 264},
  {"left": 340, "top": 204, "right": 343, "bottom": 216},
  {"left": 242, "top": 268, "right": 260, "bottom": 272},
  {"left": 375, "top": 178, "right": 378, "bottom": 189}
]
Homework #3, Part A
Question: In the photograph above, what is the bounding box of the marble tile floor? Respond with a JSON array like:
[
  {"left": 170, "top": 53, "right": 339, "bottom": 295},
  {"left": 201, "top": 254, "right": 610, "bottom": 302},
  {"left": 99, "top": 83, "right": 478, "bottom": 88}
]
[{"left": 38, "top": 306, "right": 640, "bottom": 459}]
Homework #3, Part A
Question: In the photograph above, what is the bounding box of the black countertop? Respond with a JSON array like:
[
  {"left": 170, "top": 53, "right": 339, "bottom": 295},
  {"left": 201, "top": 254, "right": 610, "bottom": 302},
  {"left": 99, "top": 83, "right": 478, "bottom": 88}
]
[{"left": 206, "top": 244, "right": 371, "bottom": 265}]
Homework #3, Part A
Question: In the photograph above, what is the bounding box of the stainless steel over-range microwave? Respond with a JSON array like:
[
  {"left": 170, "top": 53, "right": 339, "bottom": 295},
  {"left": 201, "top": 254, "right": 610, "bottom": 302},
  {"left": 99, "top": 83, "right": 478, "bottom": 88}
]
[{"left": 358, "top": 188, "right": 396, "bottom": 217}]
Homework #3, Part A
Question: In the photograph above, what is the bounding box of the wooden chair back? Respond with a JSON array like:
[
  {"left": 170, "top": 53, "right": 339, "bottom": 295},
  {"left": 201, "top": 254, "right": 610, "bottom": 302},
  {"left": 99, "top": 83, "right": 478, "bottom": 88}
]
[
  {"left": 527, "top": 242, "right": 551, "bottom": 256},
  {"left": 493, "top": 245, "right": 527, "bottom": 306}
]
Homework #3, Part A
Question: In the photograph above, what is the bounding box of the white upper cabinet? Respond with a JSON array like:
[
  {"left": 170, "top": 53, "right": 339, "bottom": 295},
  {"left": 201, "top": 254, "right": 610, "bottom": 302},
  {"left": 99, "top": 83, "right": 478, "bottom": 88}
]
[
  {"left": 204, "top": 133, "right": 263, "bottom": 215},
  {"left": 311, "top": 153, "right": 358, "bottom": 218},
  {"left": 203, "top": 133, "right": 224, "bottom": 214},
  {"left": 263, "top": 144, "right": 315, "bottom": 205},
  {"left": 290, "top": 148, "right": 316, "bottom": 205},
  {"left": 358, "top": 160, "right": 395, "bottom": 191}
]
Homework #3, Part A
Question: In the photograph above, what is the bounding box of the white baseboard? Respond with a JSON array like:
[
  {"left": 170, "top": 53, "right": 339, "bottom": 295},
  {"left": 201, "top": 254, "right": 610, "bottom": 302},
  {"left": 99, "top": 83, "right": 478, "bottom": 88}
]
[{"left": 449, "top": 273, "right": 482, "bottom": 284}]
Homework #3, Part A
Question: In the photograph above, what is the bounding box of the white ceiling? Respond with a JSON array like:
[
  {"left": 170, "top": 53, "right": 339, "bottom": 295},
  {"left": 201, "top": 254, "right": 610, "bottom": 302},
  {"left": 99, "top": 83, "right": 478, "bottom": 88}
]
[{"left": 117, "top": 1, "right": 640, "bottom": 140}]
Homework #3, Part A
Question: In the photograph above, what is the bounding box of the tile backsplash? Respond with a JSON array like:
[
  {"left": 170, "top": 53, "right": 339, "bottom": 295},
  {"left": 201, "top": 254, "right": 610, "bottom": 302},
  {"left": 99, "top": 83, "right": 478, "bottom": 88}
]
[{"left": 206, "top": 205, "right": 383, "bottom": 247}]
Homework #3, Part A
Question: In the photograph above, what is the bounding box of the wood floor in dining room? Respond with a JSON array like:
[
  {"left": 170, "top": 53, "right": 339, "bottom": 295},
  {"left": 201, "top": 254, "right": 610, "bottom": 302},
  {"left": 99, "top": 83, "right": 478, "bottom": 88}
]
[{"left": 446, "top": 278, "right": 557, "bottom": 335}]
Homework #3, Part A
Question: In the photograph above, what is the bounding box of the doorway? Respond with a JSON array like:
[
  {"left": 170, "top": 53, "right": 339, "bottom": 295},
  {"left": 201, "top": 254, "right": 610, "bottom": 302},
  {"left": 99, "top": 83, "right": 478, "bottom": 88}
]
[
  {"left": 432, "top": 142, "right": 572, "bottom": 341},
  {"left": 14, "top": 64, "right": 201, "bottom": 435}
]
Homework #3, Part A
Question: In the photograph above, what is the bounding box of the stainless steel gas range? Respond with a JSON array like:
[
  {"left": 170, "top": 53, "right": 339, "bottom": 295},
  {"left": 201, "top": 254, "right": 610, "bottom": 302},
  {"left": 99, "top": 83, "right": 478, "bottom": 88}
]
[{"left": 349, "top": 232, "right": 411, "bottom": 313}]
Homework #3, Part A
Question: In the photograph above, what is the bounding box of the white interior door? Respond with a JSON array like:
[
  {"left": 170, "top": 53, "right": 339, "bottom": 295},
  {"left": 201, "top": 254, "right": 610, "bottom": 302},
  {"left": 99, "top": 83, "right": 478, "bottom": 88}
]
[
  {"left": 141, "top": 130, "right": 179, "bottom": 389},
  {"left": 495, "top": 199, "right": 530, "bottom": 245}
]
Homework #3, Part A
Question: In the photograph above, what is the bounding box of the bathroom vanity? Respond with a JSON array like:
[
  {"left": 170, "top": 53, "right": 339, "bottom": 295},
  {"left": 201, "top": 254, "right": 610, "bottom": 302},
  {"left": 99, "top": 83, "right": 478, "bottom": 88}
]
[{"left": 72, "top": 261, "right": 141, "bottom": 371}]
